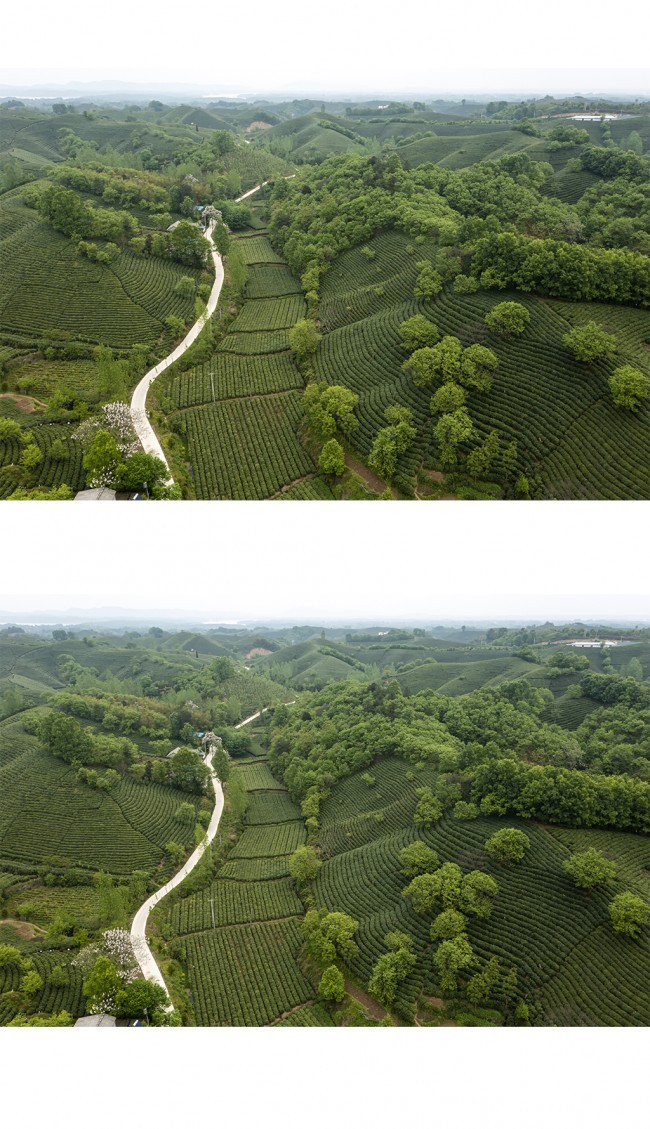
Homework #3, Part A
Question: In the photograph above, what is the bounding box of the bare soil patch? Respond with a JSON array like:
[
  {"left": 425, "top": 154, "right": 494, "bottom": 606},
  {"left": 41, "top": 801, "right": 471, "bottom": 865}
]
[
  {"left": 0, "top": 917, "right": 46, "bottom": 940},
  {"left": 0, "top": 393, "right": 47, "bottom": 413}
]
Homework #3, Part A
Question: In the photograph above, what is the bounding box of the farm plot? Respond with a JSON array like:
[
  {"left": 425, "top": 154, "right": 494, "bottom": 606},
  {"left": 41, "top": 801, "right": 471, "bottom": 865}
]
[
  {"left": 276, "top": 1003, "right": 331, "bottom": 1026},
  {"left": 167, "top": 352, "right": 301, "bottom": 408},
  {"left": 246, "top": 791, "right": 302, "bottom": 825},
  {"left": 314, "top": 760, "right": 650, "bottom": 1025},
  {"left": 231, "top": 295, "right": 305, "bottom": 332},
  {"left": 113, "top": 777, "right": 200, "bottom": 852},
  {"left": 183, "top": 919, "right": 313, "bottom": 1025},
  {"left": 316, "top": 252, "right": 650, "bottom": 498},
  {"left": 236, "top": 762, "right": 289, "bottom": 791},
  {"left": 276, "top": 476, "right": 335, "bottom": 499},
  {"left": 235, "top": 236, "right": 285, "bottom": 265},
  {"left": 219, "top": 857, "right": 291, "bottom": 881},
  {"left": 245, "top": 264, "right": 303, "bottom": 299},
  {"left": 181, "top": 392, "right": 315, "bottom": 499},
  {"left": 1, "top": 222, "right": 160, "bottom": 348},
  {"left": 0, "top": 747, "right": 173, "bottom": 876},
  {"left": 218, "top": 331, "right": 291, "bottom": 355},
  {"left": 171, "top": 877, "right": 302, "bottom": 932},
  {"left": 0, "top": 949, "right": 85, "bottom": 1025},
  {"left": 109, "top": 251, "right": 201, "bottom": 324},
  {"left": 0, "top": 421, "right": 84, "bottom": 497},
  {"left": 230, "top": 821, "right": 306, "bottom": 858}
]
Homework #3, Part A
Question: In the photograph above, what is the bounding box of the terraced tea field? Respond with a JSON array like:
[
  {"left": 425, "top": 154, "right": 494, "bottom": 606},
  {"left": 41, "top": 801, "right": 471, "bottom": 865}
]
[
  {"left": 166, "top": 758, "right": 322, "bottom": 1025},
  {"left": 163, "top": 219, "right": 333, "bottom": 498},
  {"left": 314, "top": 230, "right": 650, "bottom": 498},
  {"left": 313, "top": 757, "right": 650, "bottom": 1025},
  {"left": 0, "top": 716, "right": 198, "bottom": 877}
]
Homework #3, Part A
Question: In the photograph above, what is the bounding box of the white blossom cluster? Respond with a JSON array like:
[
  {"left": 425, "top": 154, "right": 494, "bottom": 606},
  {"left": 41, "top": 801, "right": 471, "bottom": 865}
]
[
  {"left": 72, "top": 402, "right": 139, "bottom": 457},
  {"left": 102, "top": 402, "right": 138, "bottom": 456},
  {"left": 102, "top": 928, "right": 139, "bottom": 983}
]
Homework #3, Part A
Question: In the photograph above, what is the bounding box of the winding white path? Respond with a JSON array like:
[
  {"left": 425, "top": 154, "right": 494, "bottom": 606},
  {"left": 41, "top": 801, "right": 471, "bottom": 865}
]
[
  {"left": 129, "top": 183, "right": 269, "bottom": 479},
  {"left": 129, "top": 706, "right": 275, "bottom": 1006}
]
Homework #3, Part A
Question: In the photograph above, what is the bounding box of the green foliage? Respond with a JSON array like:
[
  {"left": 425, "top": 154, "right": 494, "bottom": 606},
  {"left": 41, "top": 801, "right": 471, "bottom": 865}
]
[
  {"left": 115, "top": 978, "right": 169, "bottom": 1020},
  {"left": 399, "top": 314, "right": 440, "bottom": 353},
  {"left": 289, "top": 318, "right": 321, "bottom": 364},
  {"left": 484, "top": 301, "right": 530, "bottom": 336},
  {"left": 433, "top": 935, "right": 475, "bottom": 993},
  {"left": 82, "top": 955, "right": 121, "bottom": 1012},
  {"left": 430, "top": 909, "right": 468, "bottom": 941},
  {"left": 289, "top": 845, "right": 321, "bottom": 885},
  {"left": 398, "top": 840, "right": 440, "bottom": 878},
  {"left": 563, "top": 321, "right": 617, "bottom": 363},
  {"left": 608, "top": 365, "right": 650, "bottom": 411},
  {"left": 318, "top": 964, "right": 345, "bottom": 1002},
  {"left": 414, "top": 261, "right": 443, "bottom": 301},
  {"left": 563, "top": 848, "right": 617, "bottom": 889},
  {"left": 609, "top": 892, "right": 650, "bottom": 938},
  {"left": 413, "top": 787, "right": 443, "bottom": 828},
  {"left": 368, "top": 932, "right": 417, "bottom": 1006},
  {"left": 301, "top": 908, "right": 359, "bottom": 966},
  {"left": 318, "top": 438, "right": 345, "bottom": 477},
  {"left": 484, "top": 827, "right": 531, "bottom": 864},
  {"left": 304, "top": 383, "right": 359, "bottom": 441}
]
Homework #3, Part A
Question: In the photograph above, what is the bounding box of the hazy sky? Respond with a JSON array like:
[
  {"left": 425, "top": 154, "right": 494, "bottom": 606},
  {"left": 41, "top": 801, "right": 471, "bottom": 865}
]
[
  {"left": 1, "top": 503, "right": 648, "bottom": 623},
  {"left": 2, "top": 1, "right": 649, "bottom": 94}
]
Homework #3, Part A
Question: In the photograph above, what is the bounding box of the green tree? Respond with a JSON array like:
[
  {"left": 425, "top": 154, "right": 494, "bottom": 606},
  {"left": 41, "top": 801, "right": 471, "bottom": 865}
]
[
  {"left": 402, "top": 862, "right": 463, "bottom": 915},
  {"left": 430, "top": 909, "right": 467, "bottom": 941},
  {"left": 174, "top": 276, "right": 196, "bottom": 298},
  {"left": 83, "top": 956, "right": 121, "bottom": 1012},
  {"left": 116, "top": 453, "right": 168, "bottom": 493},
  {"left": 466, "top": 956, "right": 501, "bottom": 1004},
  {"left": 20, "top": 443, "right": 42, "bottom": 470},
  {"left": 485, "top": 301, "right": 530, "bottom": 336},
  {"left": 289, "top": 319, "right": 321, "bottom": 365},
  {"left": 115, "top": 978, "right": 169, "bottom": 1020},
  {"left": 434, "top": 408, "right": 475, "bottom": 467},
  {"left": 399, "top": 314, "right": 440, "bottom": 353},
  {"left": 414, "top": 261, "right": 444, "bottom": 301},
  {"left": 460, "top": 870, "right": 499, "bottom": 919},
  {"left": 608, "top": 365, "right": 650, "bottom": 411},
  {"left": 83, "top": 430, "right": 121, "bottom": 486},
  {"left": 484, "top": 827, "right": 531, "bottom": 864},
  {"left": 609, "top": 892, "right": 650, "bottom": 938},
  {"left": 414, "top": 786, "right": 443, "bottom": 827},
  {"left": 433, "top": 936, "right": 475, "bottom": 993},
  {"left": 453, "top": 801, "right": 479, "bottom": 820},
  {"left": 165, "top": 840, "right": 186, "bottom": 867},
  {"left": 0, "top": 418, "right": 23, "bottom": 441},
  {"left": 289, "top": 844, "right": 321, "bottom": 885},
  {"left": 0, "top": 944, "right": 22, "bottom": 969},
  {"left": 38, "top": 712, "right": 94, "bottom": 763},
  {"left": 175, "top": 801, "right": 195, "bottom": 824},
  {"left": 430, "top": 382, "right": 467, "bottom": 414},
  {"left": 398, "top": 840, "right": 440, "bottom": 878},
  {"left": 304, "top": 384, "right": 359, "bottom": 440},
  {"left": 368, "top": 934, "right": 417, "bottom": 1007},
  {"left": 563, "top": 322, "right": 617, "bottom": 363},
  {"left": 563, "top": 848, "right": 617, "bottom": 889},
  {"left": 301, "top": 909, "right": 359, "bottom": 965},
  {"left": 318, "top": 964, "right": 345, "bottom": 1002},
  {"left": 318, "top": 438, "right": 345, "bottom": 477}
]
